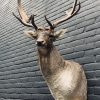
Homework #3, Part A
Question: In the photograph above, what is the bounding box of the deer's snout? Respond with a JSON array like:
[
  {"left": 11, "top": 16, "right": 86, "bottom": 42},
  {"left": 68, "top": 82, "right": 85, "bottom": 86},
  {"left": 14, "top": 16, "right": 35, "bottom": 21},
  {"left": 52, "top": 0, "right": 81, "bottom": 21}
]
[
  {"left": 36, "top": 41, "right": 43, "bottom": 46},
  {"left": 36, "top": 39, "right": 46, "bottom": 46}
]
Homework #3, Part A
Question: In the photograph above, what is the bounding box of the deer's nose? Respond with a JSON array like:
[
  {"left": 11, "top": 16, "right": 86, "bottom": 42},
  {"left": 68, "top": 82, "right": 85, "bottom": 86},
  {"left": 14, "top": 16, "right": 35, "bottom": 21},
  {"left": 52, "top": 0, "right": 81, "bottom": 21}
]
[{"left": 36, "top": 41, "right": 44, "bottom": 46}]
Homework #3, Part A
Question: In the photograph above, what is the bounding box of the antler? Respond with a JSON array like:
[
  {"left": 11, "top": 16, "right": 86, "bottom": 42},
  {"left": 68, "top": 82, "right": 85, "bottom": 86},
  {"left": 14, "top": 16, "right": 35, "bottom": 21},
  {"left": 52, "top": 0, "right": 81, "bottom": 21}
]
[
  {"left": 45, "top": 0, "right": 80, "bottom": 29},
  {"left": 13, "top": 0, "right": 38, "bottom": 30},
  {"left": 13, "top": 0, "right": 80, "bottom": 31},
  {"left": 45, "top": 16, "right": 54, "bottom": 30}
]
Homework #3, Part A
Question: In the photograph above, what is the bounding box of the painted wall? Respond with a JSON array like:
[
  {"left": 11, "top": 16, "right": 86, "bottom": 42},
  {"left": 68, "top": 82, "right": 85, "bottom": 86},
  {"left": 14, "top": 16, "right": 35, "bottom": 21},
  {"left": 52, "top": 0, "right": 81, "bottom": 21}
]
[{"left": 0, "top": 0, "right": 100, "bottom": 99}]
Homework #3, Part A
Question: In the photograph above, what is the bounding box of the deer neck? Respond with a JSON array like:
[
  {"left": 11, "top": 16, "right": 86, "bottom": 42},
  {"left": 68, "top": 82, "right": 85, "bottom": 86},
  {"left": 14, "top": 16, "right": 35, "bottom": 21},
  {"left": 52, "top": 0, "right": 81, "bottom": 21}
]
[{"left": 38, "top": 45, "right": 65, "bottom": 78}]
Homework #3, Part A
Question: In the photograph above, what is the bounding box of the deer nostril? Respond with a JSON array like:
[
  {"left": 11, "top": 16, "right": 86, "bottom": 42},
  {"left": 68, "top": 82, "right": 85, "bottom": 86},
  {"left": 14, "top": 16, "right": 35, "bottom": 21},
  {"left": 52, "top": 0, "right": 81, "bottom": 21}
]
[{"left": 36, "top": 41, "right": 44, "bottom": 46}]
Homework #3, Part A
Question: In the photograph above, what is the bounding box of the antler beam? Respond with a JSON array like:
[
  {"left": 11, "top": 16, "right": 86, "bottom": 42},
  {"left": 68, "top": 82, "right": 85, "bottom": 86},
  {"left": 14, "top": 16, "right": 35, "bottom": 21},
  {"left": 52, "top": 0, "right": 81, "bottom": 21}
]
[
  {"left": 13, "top": 0, "right": 38, "bottom": 30},
  {"left": 46, "top": 0, "right": 80, "bottom": 29},
  {"left": 53, "top": 0, "right": 80, "bottom": 27}
]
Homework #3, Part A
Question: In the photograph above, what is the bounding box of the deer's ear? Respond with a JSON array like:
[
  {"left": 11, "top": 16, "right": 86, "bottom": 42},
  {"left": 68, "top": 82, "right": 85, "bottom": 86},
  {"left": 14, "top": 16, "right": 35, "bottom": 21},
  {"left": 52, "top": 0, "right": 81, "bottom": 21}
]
[
  {"left": 24, "top": 31, "right": 37, "bottom": 39},
  {"left": 54, "top": 29, "right": 67, "bottom": 38}
]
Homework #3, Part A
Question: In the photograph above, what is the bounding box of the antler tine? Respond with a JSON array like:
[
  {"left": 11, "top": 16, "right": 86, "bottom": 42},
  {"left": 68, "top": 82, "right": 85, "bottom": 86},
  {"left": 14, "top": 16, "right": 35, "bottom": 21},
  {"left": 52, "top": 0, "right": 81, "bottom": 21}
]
[
  {"left": 52, "top": 0, "right": 80, "bottom": 28},
  {"left": 13, "top": 0, "right": 33, "bottom": 27},
  {"left": 12, "top": 12, "right": 33, "bottom": 27},
  {"left": 31, "top": 15, "right": 38, "bottom": 30},
  {"left": 45, "top": 16, "right": 54, "bottom": 30},
  {"left": 71, "top": 0, "right": 78, "bottom": 14},
  {"left": 71, "top": 2, "right": 81, "bottom": 16}
]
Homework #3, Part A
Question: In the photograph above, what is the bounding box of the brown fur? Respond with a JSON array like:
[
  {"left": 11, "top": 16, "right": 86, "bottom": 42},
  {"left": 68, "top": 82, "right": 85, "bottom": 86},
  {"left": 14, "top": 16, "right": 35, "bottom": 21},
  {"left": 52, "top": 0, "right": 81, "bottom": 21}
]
[
  {"left": 13, "top": 1, "right": 87, "bottom": 99},
  {"left": 38, "top": 45, "right": 87, "bottom": 100}
]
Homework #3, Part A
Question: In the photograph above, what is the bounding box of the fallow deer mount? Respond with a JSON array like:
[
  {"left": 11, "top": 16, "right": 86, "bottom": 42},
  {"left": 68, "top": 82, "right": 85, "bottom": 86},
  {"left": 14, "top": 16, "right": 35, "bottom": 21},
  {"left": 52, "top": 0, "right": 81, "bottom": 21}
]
[{"left": 13, "top": 0, "right": 87, "bottom": 100}]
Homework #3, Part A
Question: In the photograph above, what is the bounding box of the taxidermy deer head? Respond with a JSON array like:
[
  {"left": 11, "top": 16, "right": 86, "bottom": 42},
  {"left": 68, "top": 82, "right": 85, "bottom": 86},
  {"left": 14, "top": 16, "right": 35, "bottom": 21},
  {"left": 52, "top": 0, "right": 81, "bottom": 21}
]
[
  {"left": 13, "top": 1, "right": 87, "bottom": 100},
  {"left": 13, "top": 0, "right": 80, "bottom": 51}
]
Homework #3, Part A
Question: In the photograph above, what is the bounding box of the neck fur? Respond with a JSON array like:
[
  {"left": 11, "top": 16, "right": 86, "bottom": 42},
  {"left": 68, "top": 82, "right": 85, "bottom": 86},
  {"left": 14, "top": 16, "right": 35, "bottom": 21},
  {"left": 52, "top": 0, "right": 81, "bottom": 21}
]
[{"left": 38, "top": 45, "right": 65, "bottom": 78}]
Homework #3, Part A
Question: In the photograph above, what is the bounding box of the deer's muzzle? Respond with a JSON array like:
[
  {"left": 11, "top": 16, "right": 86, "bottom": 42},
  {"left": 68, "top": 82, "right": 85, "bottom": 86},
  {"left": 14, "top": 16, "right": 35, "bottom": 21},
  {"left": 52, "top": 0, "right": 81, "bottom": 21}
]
[
  {"left": 36, "top": 40, "right": 46, "bottom": 47},
  {"left": 37, "top": 41, "right": 43, "bottom": 46}
]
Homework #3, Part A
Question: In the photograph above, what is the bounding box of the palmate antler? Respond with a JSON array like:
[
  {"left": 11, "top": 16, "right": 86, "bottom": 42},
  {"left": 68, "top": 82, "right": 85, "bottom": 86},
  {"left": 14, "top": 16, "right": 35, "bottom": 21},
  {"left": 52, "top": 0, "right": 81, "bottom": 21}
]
[
  {"left": 45, "top": 0, "right": 80, "bottom": 29},
  {"left": 12, "top": 0, "right": 38, "bottom": 30},
  {"left": 13, "top": 0, "right": 80, "bottom": 31}
]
